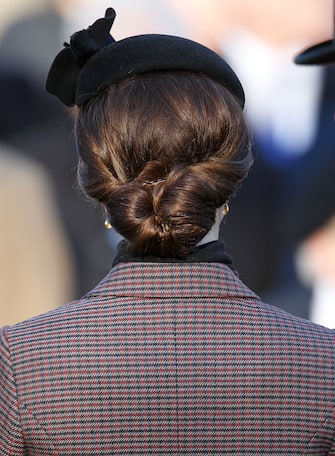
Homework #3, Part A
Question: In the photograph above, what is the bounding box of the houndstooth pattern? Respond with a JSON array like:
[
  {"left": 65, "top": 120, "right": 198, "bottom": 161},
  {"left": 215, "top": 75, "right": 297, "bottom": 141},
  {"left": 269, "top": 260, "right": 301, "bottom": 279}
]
[{"left": 1, "top": 262, "right": 335, "bottom": 455}]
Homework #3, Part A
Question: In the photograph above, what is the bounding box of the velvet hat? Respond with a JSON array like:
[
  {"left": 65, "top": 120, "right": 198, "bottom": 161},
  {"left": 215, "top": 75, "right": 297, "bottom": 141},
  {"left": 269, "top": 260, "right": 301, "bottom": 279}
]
[
  {"left": 295, "top": 1, "right": 335, "bottom": 64},
  {"left": 46, "top": 7, "right": 245, "bottom": 108}
]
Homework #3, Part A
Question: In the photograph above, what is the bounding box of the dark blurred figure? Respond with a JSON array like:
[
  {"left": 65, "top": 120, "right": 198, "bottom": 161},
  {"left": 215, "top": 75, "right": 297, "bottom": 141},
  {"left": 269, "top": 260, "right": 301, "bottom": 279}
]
[
  {"left": 0, "top": 2, "right": 115, "bottom": 297},
  {"left": 263, "top": 142, "right": 335, "bottom": 327},
  {"left": 0, "top": 69, "right": 49, "bottom": 140}
]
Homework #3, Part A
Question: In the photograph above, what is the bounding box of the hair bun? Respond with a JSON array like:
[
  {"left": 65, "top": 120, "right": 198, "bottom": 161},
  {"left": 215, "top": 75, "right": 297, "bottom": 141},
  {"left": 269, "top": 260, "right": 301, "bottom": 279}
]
[{"left": 75, "top": 72, "right": 252, "bottom": 258}]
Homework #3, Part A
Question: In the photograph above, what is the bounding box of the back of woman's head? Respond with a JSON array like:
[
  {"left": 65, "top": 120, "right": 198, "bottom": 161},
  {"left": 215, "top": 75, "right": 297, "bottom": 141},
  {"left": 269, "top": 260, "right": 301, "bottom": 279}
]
[{"left": 75, "top": 71, "right": 252, "bottom": 258}]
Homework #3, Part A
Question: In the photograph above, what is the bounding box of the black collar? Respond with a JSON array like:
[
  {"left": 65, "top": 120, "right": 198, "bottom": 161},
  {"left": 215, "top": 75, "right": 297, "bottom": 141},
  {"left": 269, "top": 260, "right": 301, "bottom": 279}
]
[{"left": 112, "top": 240, "right": 235, "bottom": 271}]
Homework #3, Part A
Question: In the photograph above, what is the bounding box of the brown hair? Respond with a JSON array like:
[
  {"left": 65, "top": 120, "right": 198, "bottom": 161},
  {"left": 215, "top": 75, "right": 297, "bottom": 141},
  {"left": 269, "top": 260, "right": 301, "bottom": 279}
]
[{"left": 74, "top": 72, "right": 252, "bottom": 258}]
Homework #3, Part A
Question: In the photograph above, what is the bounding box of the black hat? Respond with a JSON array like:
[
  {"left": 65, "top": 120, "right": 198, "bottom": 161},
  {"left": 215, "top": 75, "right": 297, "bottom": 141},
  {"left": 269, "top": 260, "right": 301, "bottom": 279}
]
[
  {"left": 46, "top": 7, "right": 245, "bottom": 108},
  {"left": 295, "top": 39, "right": 335, "bottom": 65},
  {"left": 295, "top": 1, "right": 335, "bottom": 64}
]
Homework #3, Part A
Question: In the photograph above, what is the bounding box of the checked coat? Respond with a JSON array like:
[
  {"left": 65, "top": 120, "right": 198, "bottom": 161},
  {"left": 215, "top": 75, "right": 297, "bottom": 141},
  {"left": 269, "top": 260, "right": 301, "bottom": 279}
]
[{"left": 1, "top": 255, "right": 335, "bottom": 454}]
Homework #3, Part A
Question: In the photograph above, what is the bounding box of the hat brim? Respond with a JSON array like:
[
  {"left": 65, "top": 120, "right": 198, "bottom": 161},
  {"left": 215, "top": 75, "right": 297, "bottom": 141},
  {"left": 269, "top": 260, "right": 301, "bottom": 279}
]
[{"left": 294, "top": 39, "right": 335, "bottom": 65}]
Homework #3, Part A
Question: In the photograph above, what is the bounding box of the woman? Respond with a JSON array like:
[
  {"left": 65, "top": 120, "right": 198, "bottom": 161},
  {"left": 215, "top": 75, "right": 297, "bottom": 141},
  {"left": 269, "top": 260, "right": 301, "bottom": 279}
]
[{"left": 1, "top": 8, "right": 335, "bottom": 455}]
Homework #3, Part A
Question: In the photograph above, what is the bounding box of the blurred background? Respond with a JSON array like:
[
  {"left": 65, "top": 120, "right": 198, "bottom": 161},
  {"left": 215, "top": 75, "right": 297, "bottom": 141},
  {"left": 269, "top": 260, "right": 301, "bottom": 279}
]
[{"left": 1, "top": 0, "right": 335, "bottom": 326}]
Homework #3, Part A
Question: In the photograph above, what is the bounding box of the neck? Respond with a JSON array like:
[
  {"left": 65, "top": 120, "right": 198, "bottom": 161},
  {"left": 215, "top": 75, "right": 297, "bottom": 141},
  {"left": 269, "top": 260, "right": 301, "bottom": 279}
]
[{"left": 197, "top": 207, "right": 224, "bottom": 247}]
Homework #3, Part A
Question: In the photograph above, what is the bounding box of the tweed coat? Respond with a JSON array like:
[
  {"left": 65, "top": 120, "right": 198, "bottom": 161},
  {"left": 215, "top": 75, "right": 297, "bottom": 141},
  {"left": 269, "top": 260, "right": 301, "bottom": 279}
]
[{"left": 1, "top": 257, "right": 335, "bottom": 455}]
